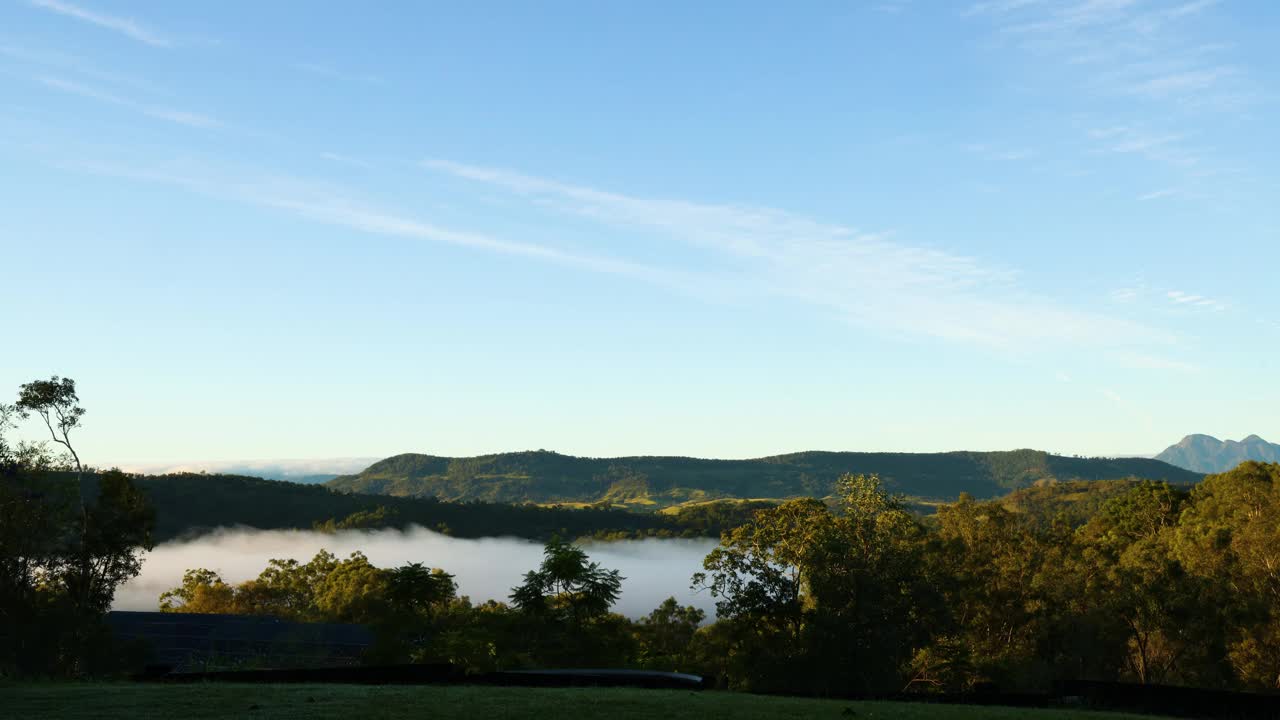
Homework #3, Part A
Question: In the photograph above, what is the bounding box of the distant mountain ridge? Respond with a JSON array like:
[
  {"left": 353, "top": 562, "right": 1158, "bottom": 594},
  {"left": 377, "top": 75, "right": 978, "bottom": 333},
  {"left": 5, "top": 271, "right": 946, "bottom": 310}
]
[
  {"left": 1155, "top": 434, "right": 1280, "bottom": 473},
  {"left": 326, "top": 449, "right": 1202, "bottom": 506},
  {"left": 117, "top": 457, "right": 380, "bottom": 484}
]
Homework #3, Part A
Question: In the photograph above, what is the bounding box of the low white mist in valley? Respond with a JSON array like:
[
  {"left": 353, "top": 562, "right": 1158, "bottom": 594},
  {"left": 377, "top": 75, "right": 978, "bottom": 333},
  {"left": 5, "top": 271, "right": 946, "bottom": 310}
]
[{"left": 115, "top": 527, "right": 721, "bottom": 619}]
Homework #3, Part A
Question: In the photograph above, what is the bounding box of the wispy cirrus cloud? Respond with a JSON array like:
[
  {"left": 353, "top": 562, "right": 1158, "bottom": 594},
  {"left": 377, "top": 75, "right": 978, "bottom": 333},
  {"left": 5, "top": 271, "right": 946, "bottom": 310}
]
[
  {"left": 26, "top": 0, "right": 172, "bottom": 48},
  {"left": 971, "top": 0, "right": 1252, "bottom": 109},
  {"left": 47, "top": 145, "right": 1183, "bottom": 358},
  {"left": 876, "top": 0, "right": 913, "bottom": 14},
  {"left": 967, "top": 0, "right": 1256, "bottom": 193},
  {"left": 1110, "top": 284, "right": 1227, "bottom": 313},
  {"left": 1128, "top": 65, "right": 1237, "bottom": 100},
  {"left": 422, "top": 158, "right": 1179, "bottom": 353},
  {"left": 1167, "top": 290, "right": 1227, "bottom": 311},
  {"left": 1138, "top": 188, "right": 1179, "bottom": 201},
  {"left": 1110, "top": 286, "right": 1141, "bottom": 302},
  {"left": 56, "top": 154, "right": 693, "bottom": 291},
  {"left": 0, "top": 42, "right": 162, "bottom": 93},
  {"left": 962, "top": 142, "right": 1038, "bottom": 161},
  {"left": 319, "top": 151, "right": 374, "bottom": 169},
  {"left": 1113, "top": 351, "right": 1199, "bottom": 372},
  {"left": 294, "top": 62, "right": 385, "bottom": 86},
  {"left": 1132, "top": 0, "right": 1223, "bottom": 32},
  {"left": 251, "top": 185, "right": 677, "bottom": 285},
  {"left": 1089, "top": 125, "right": 1200, "bottom": 168},
  {"left": 28, "top": 134, "right": 1193, "bottom": 363},
  {"left": 965, "top": 0, "right": 1050, "bottom": 16},
  {"left": 37, "top": 75, "right": 219, "bottom": 129}
]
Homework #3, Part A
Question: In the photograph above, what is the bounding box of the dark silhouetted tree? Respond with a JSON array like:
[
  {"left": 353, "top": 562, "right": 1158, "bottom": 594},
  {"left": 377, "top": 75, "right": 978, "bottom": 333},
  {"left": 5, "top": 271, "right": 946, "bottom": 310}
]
[{"left": 510, "top": 537, "right": 623, "bottom": 624}]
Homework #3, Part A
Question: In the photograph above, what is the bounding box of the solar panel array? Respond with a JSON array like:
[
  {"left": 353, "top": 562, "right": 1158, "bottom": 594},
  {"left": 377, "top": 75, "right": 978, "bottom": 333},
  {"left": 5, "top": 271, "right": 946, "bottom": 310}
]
[{"left": 106, "top": 611, "right": 374, "bottom": 671}]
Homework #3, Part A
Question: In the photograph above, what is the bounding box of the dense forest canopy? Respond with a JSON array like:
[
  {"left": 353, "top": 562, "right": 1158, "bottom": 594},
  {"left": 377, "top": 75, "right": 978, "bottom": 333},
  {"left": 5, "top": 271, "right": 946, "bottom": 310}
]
[
  {"left": 326, "top": 449, "right": 1201, "bottom": 506},
  {"left": 78, "top": 473, "right": 1165, "bottom": 544}
]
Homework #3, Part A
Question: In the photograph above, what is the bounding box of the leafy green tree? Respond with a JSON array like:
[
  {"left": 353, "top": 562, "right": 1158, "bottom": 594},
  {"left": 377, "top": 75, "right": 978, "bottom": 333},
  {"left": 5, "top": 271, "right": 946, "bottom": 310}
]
[
  {"left": 386, "top": 562, "right": 458, "bottom": 614},
  {"left": 15, "top": 376, "right": 86, "bottom": 481},
  {"left": 694, "top": 474, "right": 933, "bottom": 693},
  {"left": 510, "top": 537, "right": 623, "bottom": 623},
  {"left": 1, "top": 378, "right": 155, "bottom": 676},
  {"left": 506, "top": 538, "right": 632, "bottom": 667},
  {"left": 314, "top": 505, "right": 399, "bottom": 533},
  {"left": 159, "top": 569, "right": 239, "bottom": 613},
  {"left": 1081, "top": 480, "right": 1187, "bottom": 554},
  {"left": 635, "top": 597, "right": 704, "bottom": 671},
  {"left": 0, "top": 403, "right": 14, "bottom": 462},
  {"left": 65, "top": 470, "right": 156, "bottom": 614},
  {"left": 1072, "top": 481, "right": 1219, "bottom": 686},
  {"left": 11, "top": 379, "right": 155, "bottom": 616},
  {"left": 310, "top": 551, "right": 391, "bottom": 623},
  {"left": 927, "top": 495, "right": 1055, "bottom": 687},
  {"left": 1173, "top": 462, "right": 1280, "bottom": 688},
  {"left": 162, "top": 552, "right": 457, "bottom": 627},
  {"left": 0, "top": 410, "right": 78, "bottom": 674}
]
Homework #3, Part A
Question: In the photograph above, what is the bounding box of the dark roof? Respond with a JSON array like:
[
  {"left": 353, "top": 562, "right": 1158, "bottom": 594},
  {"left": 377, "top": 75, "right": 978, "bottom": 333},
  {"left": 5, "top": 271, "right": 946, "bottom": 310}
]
[{"left": 107, "top": 611, "right": 373, "bottom": 671}]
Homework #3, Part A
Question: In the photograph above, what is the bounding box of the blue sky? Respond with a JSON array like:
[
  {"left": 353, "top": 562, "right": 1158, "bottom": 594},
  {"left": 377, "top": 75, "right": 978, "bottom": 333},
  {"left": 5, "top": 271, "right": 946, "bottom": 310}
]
[{"left": 2, "top": 0, "right": 1277, "bottom": 464}]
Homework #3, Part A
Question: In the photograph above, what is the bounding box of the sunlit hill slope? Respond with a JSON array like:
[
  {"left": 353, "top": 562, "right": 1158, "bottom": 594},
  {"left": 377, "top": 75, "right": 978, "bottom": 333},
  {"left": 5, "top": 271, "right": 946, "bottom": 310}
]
[{"left": 326, "top": 449, "right": 1202, "bottom": 506}]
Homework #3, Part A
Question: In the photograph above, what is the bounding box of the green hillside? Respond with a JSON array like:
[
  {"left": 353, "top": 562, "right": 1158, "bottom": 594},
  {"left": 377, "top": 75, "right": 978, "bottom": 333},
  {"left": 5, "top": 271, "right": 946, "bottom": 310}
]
[
  {"left": 326, "top": 449, "right": 1202, "bottom": 506},
  {"left": 997, "top": 479, "right": 1141, "bottom": 528}
]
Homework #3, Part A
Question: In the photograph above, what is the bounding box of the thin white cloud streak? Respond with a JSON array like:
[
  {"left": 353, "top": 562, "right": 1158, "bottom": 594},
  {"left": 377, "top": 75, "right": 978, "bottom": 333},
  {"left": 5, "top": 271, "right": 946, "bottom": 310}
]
[
  {"left": 968, "top": 0, "right": 1255, "bottom": 186},
  {"left": 1135, "top": 0, "right": 1223, "bottom": 31},
  {"left": 1112, "top": 351, "right": 1198, "bottom": 372},
  {"left": 1010, "top": 0, "right": 1141, "bottom": 34},
  {"left": 963, "top": 142, "right": 1037, "bottom": 161},
  {"left": 38, "top": 75, "right": 219, "bottom": 128},
  {"left": 319, "top": 151, "right": 373, "bottom": 169},
  {"left": 965, "top": 0, "right": 1050, "bottom": 15},
  {"left": 294, "top": 62, "right": 385, "bottom": 86},
  {"left": 1167, "top": 290, "right": 1227, "bottom": 311},
  {"left": 60, "top": 157, "right": 695, "bottom": 292},
  {"left": 26, "top": 0, "right": 172, "bottom": 48},
  {"left": 0, "top": 42, "right": 161, "bottom": 93},
  {"left": 250, "top": 188, "right": 683, "bottom": 285},
  {"left": 876, "top": 0, "right": 913, "bottom": 14},
  {"left": 423, "top": 159, "right": 1178, "bottom": 353},
  {"left": 972, "top": 0, "right": 1248, "bottom": 108},
  {"left": 48, "top": 148, "right": 1184, "bottom": 359},
  {"left": 1089, "top": 126, "right": 1200, "bottom": 167},
  {"left": 423, "top": 159, "right": 996, "bottom": 284},
  {"left": 1110, "top": 285, "right": 1228, "bottom": 314},
  {"left": 1128, "top": 66, "right": 1236, "bottom": 100}
]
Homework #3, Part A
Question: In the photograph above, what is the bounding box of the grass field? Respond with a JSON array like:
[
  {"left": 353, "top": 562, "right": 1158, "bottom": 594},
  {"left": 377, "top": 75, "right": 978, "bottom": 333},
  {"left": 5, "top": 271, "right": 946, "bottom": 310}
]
[{"left": 1, "top": 683, "right": 1168, "bottom": 720}]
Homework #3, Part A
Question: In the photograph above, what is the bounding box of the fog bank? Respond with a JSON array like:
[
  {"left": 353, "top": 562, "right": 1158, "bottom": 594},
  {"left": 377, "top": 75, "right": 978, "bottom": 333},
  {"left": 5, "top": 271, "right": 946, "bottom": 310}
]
[{"left": 114, "top": 526, "right": 721, "bottom": 619}]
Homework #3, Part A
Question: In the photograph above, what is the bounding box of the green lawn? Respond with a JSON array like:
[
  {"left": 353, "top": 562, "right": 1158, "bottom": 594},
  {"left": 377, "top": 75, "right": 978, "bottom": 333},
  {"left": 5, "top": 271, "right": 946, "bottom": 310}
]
[{"left": 1, "top": 683, "right": 1167, "bottom": 720}]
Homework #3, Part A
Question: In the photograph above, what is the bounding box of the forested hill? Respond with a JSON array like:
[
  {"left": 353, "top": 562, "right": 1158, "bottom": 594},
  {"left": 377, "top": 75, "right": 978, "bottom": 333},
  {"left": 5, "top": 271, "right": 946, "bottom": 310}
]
[
  {"left": 326, "top": 449, "right": 1202, "bottom": 505},
  {"left": 115, "top": 473, "right": 699, "bottom": 542}
]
